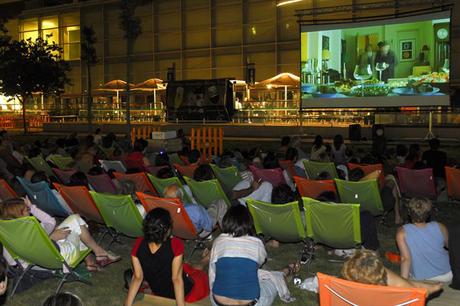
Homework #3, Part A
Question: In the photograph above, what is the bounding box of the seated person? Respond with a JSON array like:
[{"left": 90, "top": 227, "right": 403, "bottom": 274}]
[
  {"left": 125, "top": 208, "right": 209, "bottom": 306},
  {"left": 422, "top": 138, "right": 447, "bottom": 179},
  {"left": 192, "top": 164, "right": 214, "bottom": 182},
  {"left": 310, "top": 135, "right": 328, "bottom": 162},
  {"left": 231, "top": 171, "right": 273, "bottom": 207},
  {"left": 188, "top": 149, "right": 202, "bottom": 165},
  {"left": 342, "top": 249, "right": 442, "bottom": 296},
  {"left": 118, "top": 179, "right": 146, "bottom": 218},
  {"left": 209, "top": 205, "right": 298, "bottom": 306},
  {"left": 316, "top": 171, "right": 333, "bottom": 180},
  {"left": 124, "top": 139, "right": 151, "bottom": 171},
  {"left": 276, "top": 136, "right": 291, "bottom": 159},
  {"left": 285, "top": 147, "right": 307, "bottom": 178},
  {"left": 262, "top": 152, "right": 295, "bottom": 191},
  {"left": 164, "top": 184, "right": 227, "bottom": 237},
  {"left": 68, "top": 172, "right": 89, "bottom": 188},
  {"left": 43, "top": 293, "right": 82, "bottom": 306},
  {"left": 0, "top": 197, "right": 120, "bottom": 272},
  {"left": 157, "top": 167, "right": 196, "bottom": 203},
  {"left": 0, "top": 257, "right": 7, "bottom": 298},
  {"left": 396, "top": 197, "right": 452, "bottom": 283},
  {"left": 30, "top": 171, "right": 73, "bottom": 214}
]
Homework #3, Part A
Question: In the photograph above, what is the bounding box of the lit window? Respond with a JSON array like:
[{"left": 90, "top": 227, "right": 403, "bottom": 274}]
[
  {"left": 41, "top": 16, "right": 58, "bottom": 29},
  {"left": 63, "top": 26, "right": 80, "bottom": 60}
]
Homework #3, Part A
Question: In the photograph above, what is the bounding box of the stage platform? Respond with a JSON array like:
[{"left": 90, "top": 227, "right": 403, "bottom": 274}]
[{"left": 43, "top": 122, "right": 460, "bottom": 142}]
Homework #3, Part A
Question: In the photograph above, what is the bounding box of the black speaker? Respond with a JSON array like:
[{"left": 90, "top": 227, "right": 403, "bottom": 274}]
[
  {"left": 349, "top": 124, "right": 361, "bottom": 141},
  {"left": 372, "top": 124, "right": 385, "bottom": 139}
]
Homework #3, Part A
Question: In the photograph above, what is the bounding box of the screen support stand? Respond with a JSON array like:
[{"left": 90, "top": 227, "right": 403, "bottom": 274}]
[{"left": 425, "top": 111, "right": 435, "bottom": 140}]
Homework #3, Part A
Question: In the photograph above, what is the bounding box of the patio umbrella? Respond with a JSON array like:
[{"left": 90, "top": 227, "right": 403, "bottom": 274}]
[
  {"left": 259, "top": 72, "right": 300, "bottom": 101},
  {"left": 98, "top": 79, "right": 134, "bottom": 104},
  {"left": 132, "top": 78, "right": 164, "bottom": 104}
]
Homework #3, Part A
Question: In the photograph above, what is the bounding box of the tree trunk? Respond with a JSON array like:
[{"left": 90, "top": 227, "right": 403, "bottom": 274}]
[
  {"left": 21, "top": 95, "right": 27, "bottom": 135},
  {"left": 87, "top": 63, "right": 93, "bottom": 133},
  {"left": 126, "top": 40, "right": 132, "bottom": 144}
]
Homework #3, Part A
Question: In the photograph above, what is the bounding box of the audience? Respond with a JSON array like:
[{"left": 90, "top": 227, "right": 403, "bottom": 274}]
[
  {"left": 125, "top": 208, "right": 209, "bottom": 306},
  {"left": 396, "top": 197, "right": 452, "bottom": 283}
]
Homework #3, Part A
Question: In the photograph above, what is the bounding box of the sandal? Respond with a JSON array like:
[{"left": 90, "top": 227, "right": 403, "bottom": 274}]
[
  {"left": 96, "top": 252, "right": 121, "bottom": 267},
  {"left": 283, "top": 262, "right": 301, "bottom": 278},
  {"left": 86, "top": 263, "right": 103, "bottom": 272}
]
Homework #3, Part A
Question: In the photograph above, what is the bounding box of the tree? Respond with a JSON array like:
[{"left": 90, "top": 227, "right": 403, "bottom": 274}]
[
  {"left": 81, "top": 26, "right": 98, "bottom": 133},
  {"left": 119, "top": 0, "right": 143, "bottom": 142},
  {"left": 0, "top": 37, "right": 70, "bottom": 134}
]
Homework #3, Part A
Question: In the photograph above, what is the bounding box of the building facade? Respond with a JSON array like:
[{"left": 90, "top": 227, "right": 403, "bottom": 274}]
[{"left": 1, "top": 0, "right": 459, "bottom": 96}]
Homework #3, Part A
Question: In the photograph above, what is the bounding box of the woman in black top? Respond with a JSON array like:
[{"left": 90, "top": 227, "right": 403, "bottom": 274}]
[{"left": 124, "top": 208, "right": 209, "bottom": 306}]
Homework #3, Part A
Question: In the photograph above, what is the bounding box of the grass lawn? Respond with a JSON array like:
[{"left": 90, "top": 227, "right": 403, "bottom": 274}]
[{"left": 6, "top": 201, "right": 460, "bottom": 306}]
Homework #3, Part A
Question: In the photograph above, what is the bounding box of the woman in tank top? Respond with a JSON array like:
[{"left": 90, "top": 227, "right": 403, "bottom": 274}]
[{"left": 396, "top": 197, "right": 452, "bottom": 283}]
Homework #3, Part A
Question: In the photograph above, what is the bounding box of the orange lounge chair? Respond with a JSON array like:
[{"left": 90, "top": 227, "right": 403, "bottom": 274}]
[
  {"left": 174, "top": 164, "right": 198, "bottom": 179},
  {"left": 293, "top": 176, "right": 336, "bottom": 199},
  {"left": 445, "top": 166, "right": 460, "bottom": 201},
  {"left": 113, "top": 172, "right": 158, "bottom": 196},
  {"left": 137, "top": 192, "right": 198, "bottom": 240},
  {"left": 0, "top": 179, "right": 18, "bottom": 201},
  {"left": 53, "top": 183, "right": 104, "bottom": 223},
  {"left": 317, "top": 272, "right": 427, "bottom": 306}
]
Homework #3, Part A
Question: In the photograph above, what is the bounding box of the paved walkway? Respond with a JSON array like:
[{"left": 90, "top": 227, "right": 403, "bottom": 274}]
[{"left": 428, "top": 286, "right": 460, "bottom": 306}]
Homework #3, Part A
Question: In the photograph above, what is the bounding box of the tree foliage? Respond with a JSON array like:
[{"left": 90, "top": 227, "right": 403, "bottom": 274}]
[{"left": 0, "top": 36, "right": 71, "bottom": 133}]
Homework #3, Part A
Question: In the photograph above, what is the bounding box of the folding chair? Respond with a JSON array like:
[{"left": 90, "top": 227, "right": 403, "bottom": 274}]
[
  {"left": 90, "top": 192, "right": 144, "bottom": 244},
  {"left": 52, "top": 168, "right": 77, "bottom": 185},
  {"left": 147, "top": 174, "right": 193, "bottom": 203},
  {"left": 294, "top": 176, "right": 337, "bottom": 199},
  {"left": 0, "top": 178, "right": 18, "bottom": 201},
  {"left": 17, "top": 177, "right": 70, "bottom": 217},
  {"left": 302, "top": 198, "right": 361, "bottom": 249},
  {"left": 0, "top": 216, "right": 91, "bottom": 297},
  {"left": 395, "top": 167, "right": 437, "bottom": 200},
  {"left": 303, "top": 160, "right": 338, "bottom": 179},
  {"left": 25, "top": 156, "right": 54, "bottom": 177},
  {"left": 53, "top": 183, "right": 104, "bottom": 223},
  {"left": 99, "top": 159, "right": 127, "bottom": 173},
  {"left": 137, "top": 192, "right": 198, "bottom": 240},
  {"left": 317, "top": 272, "right": 427, "bottom": 306},
  {"left": 183, "top": 177, "right": 232, "bottom": 208},
  {"left": 174, "top": 164, "right": 198, "bottom": 179},
  {"left": 246, "top": 199, "right": 306, "bottom": 243},
  {"left": 210, "top": 164, "right": 242, "bottom": 192},
  {"left": 48, "top": 155, "right": 74, "bottom": 170},
  {"left": 144, "top": 165, "right": 169, "bottom": 176},
  {"left": 279, "top": 160, "right": 296, "bottom": 179},
  {"left": 137, "top": 192, "right": 204, "bottom": 259},
  {"left": 88, "top": 173, "right": 118, "bottom": 194},
  {"left": 248, "top": 165, "right": 286, "bottom": 187},
  {"left": 335, "top": 179, "right": 384, "bottom": 216},
  {"left": 113, "top": 172, "right": 158, "bottom": 195},
  {"left": 445, "top": 167, "right": 460, "bottom": 201}
]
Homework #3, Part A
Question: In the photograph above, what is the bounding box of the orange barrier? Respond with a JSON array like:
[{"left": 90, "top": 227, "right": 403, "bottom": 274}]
[
  {"left": 190, "top": 127, "right": 223, "bottom": 160},
  {"left": 0, "top": 115, "right": 50, "bottom": 129},
  {"left": 445, "top": 167, "right": 460, "bottom": 201},
  {"left": 130, "top": 126, "right": 161, "bottom": 144}
]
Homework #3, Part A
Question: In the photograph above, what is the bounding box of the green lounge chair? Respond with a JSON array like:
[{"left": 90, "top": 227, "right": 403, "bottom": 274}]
[
  {"left": 210, "top": 164, "right": 242, "bottom": 192},
  {"left": 302, "top": 197, "right": 361, "bottom": 249},
  {"left": 25, "top": 156, "right": 54, "bottom": 177},
  {"left": 183, "top": 177, "right": 231, "bottom": 208},
  {"left": 303, "top": 160, "right": 338, "bottom": 179},
  {"left": 90, "top": 192, "right": 144, "bottom": 240},
  {"left": 0, "top": 216, "right": 91, "bottom": 296},
  {"left": 335, "top": 179, "right": 384, "bottom": 216},
  {"left": 48, "top": 155, "right": 74, "bottom": 170},
  {"left": 246, "top": 199, "right": 306, "bottom": 243},
  {"left": 147, "top": 174, "right": 193, "bottom": 203}
]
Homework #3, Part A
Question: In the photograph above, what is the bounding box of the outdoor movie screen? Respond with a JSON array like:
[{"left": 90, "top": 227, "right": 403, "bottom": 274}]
[{"left": 300, "top": 11, "right": 451, "bottom": 109}]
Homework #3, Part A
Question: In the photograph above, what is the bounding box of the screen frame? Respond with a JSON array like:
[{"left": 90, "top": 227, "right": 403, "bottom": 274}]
[{"left": 298, "top": 9, "right": 452, "bottom": 111}]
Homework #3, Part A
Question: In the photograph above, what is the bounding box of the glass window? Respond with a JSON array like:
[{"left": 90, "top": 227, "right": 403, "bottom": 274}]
[
  {"left": 43, "top": 28, "right": 59, "bottom": 44},
  {"left": 41, "top": 16, "right": 58, "bottom": 29},
  {"left": 21, "top": 18, "right": 38, "bottom": 32},
  {"left": 21, "top": 31, "right": 39, "bottom": 41}
]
